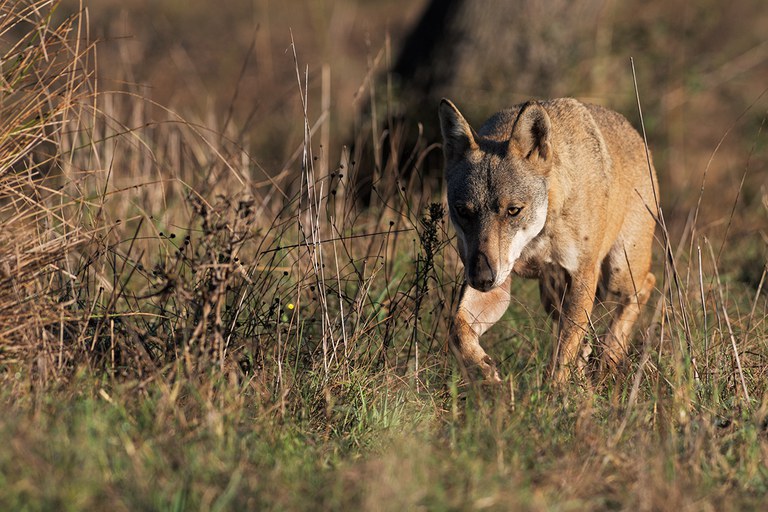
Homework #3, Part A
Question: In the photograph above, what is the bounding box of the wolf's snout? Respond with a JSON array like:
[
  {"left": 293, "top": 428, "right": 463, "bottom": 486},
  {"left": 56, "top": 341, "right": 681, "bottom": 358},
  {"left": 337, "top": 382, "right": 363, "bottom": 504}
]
[{"left": 468, "top": 252, "right": 497, "bottom": 291}]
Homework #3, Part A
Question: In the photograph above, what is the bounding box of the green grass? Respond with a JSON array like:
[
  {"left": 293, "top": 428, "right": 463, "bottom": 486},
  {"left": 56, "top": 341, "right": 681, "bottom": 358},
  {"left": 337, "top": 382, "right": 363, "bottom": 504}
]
[{"left": 3, "top": 344, "right": 768, "bottom": 511}]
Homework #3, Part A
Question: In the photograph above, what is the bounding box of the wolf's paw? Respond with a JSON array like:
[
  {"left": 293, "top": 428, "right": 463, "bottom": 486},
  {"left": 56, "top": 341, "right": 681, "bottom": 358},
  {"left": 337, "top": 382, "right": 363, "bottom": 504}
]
[
  {"left": 552, "top": 365, "right": 572, "bottom": 386},
  {"left": 599, "top": 348, "right": 626, "bottom": 376},
  {"left": 552, "top": 362, "right": 593, "bottom": 388},
  {"left": 480, "top": 355, "right": 502, "bottom": 384}
]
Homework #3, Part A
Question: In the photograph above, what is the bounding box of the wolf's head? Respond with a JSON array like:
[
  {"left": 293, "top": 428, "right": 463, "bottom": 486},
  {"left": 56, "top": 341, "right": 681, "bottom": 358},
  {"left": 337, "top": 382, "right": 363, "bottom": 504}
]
[{"left": 439, "top": 99, "right": 552, "bottom": 292}]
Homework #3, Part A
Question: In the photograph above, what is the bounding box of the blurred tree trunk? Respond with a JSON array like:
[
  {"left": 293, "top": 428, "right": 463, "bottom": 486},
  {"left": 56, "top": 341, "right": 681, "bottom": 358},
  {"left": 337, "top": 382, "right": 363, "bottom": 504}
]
[{"left": 392, "top": 0, "right": 605, "bottom": 123}]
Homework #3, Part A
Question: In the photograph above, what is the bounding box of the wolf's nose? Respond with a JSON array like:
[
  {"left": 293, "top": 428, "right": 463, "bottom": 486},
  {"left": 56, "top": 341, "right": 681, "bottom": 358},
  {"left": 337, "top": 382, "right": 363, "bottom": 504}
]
[
  {"left": 471, "top": 253, "right": 496, "bottom": 291},
  {"left": 476, "top": 275, "right": 494, "bottom": 290}
]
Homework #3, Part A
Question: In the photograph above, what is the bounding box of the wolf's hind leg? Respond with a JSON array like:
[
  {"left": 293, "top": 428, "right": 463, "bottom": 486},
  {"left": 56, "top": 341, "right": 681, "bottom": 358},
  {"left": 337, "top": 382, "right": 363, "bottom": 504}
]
[
  {"left": 601, "top": 271, "right": 656, "bottom": 371},
  {"left": 449, "top": 278, "right": 511, "bottom": 382}
]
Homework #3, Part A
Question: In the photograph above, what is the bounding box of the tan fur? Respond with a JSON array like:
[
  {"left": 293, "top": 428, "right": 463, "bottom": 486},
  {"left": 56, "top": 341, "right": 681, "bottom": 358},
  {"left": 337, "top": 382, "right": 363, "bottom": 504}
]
[{"left": 439, "top": 98, "right": 658, "bottom": 384}]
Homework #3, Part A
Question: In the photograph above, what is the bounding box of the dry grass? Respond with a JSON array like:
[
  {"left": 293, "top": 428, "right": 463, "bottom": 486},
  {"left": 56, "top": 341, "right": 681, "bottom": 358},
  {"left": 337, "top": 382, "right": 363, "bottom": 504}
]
[{"left": 0, "top": 0, "right": 94, "bottom": 371}]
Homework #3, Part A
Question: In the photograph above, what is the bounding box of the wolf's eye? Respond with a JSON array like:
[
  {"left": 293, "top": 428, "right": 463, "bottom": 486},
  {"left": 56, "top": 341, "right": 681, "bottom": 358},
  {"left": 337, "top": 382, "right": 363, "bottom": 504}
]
[
  {"left": 507, "top": 206, "right": 523, "bottom": 217},
  {"left": 454, "top": 204, "right": 470, "bottom": 217}
]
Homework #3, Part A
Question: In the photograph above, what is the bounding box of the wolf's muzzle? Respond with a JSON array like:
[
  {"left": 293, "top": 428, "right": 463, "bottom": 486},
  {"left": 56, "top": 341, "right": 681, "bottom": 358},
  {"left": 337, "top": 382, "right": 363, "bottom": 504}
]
[{"left": 467, "top": 252, "right": 497, "bottom": 292}]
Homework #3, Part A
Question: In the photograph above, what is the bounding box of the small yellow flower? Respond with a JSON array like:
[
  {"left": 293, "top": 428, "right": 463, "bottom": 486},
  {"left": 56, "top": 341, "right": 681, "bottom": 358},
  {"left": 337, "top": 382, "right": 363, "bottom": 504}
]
[{"left": 287, "top": 303, "right": 295, "bottom": 310}]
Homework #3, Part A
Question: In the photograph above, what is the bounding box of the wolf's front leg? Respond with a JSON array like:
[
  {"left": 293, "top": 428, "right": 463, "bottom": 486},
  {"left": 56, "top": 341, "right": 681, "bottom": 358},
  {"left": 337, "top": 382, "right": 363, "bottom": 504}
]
[
  {"left": 552, "top": 267, "right": 599, "bottom": 385},
  {"left": 449, "top": 278, "right": 512, "bottom": 383}
]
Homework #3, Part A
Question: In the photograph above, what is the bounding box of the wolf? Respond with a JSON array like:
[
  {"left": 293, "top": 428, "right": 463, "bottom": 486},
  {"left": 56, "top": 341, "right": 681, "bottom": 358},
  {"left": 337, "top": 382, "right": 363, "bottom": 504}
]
[{"left": 439, "top": 98, "right": 658, "bottom": 384}]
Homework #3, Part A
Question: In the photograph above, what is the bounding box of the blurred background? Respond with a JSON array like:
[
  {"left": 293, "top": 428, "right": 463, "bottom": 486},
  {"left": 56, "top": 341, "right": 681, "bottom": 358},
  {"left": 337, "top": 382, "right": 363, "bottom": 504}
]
[{"left": 62, "top": 0, "right": 768, "bottom": 250}]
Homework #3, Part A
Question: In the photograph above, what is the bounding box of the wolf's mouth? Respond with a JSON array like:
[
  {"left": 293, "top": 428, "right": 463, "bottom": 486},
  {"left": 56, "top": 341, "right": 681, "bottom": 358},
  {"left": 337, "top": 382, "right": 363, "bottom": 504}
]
[{"left": 467, "top": 281, "right": 495, "bottom": 293}]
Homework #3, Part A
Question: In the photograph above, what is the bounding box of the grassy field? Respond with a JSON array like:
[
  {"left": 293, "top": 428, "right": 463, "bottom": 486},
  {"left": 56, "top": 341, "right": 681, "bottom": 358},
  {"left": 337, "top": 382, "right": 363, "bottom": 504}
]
[{"left": 1, "top": 1, "right": 767, "bottom": 510}]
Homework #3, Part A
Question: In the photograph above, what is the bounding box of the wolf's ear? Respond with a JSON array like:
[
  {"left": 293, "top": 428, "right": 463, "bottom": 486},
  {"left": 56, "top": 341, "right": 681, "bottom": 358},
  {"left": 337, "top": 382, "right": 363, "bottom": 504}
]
[
  {"left": 439, "top": 99, "right": 478, "bottom": 163},
  {"left": 510, "top": 102, "right": 552, "bottom": 163}
]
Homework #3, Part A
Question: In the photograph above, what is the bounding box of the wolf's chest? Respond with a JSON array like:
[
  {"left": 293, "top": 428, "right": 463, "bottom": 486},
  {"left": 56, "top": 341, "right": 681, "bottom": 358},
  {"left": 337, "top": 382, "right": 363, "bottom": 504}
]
[{"left": 514, "top": 231, "right": 580, "bottom": 277}]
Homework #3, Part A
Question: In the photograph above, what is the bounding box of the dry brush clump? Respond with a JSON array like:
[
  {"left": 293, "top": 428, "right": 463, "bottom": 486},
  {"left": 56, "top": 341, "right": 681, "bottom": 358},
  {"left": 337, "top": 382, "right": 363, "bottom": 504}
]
[
  {"left": 0, "top": 0, "right": 94, "bottom": 375},
  {"left": 0, "top": 0, "right": 461, "bottom": 395}
]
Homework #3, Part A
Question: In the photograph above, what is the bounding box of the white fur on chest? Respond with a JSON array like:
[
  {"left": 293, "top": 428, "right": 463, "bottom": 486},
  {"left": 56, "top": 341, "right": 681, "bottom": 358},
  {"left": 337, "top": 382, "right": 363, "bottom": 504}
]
[
  {"left": 553, "top": 240, "right": 580, "bottom": 272},
  {"left": 519, "top": 230, "right": 581, "bottom": 273}
]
